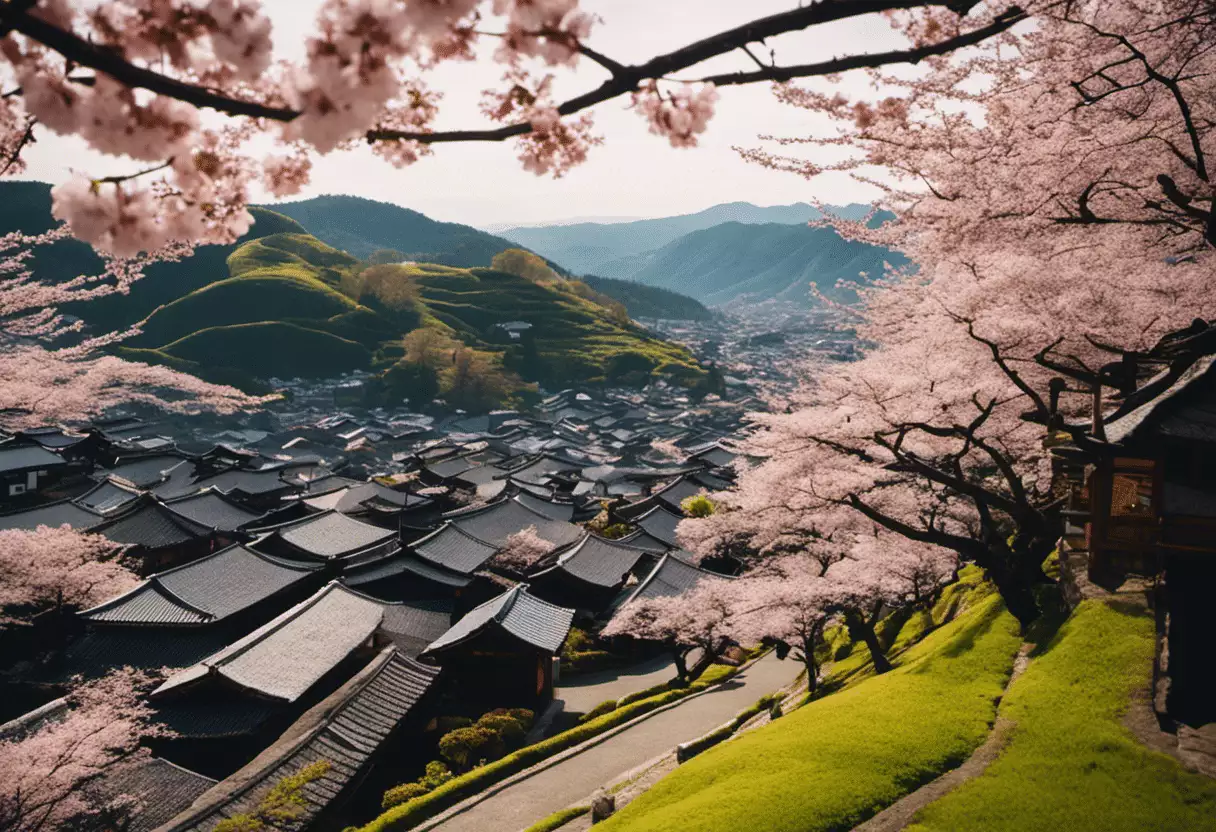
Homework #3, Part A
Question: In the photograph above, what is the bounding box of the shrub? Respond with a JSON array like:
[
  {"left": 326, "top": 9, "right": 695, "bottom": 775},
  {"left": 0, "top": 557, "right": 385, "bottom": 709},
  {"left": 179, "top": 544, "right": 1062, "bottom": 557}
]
[
  {"left": 600, "top": 523, "right": 632, "bottom": 540},
  {"left": 477, "top": 713, "right": 527, "bottom": 747},
  {"left": 680, "top": 494, "right": 716, "bottom": 518},
  {"left": 382, "top": 783, "right": 429, "bottom": 810},
  {"left": 577, "top": 700, "right": 619, "bottom": 724},
  {"left": 504, "top": 708, "right": 535, "bottom": 728},
  {"left": 563, "top": 650, "right": 617, "bottom": 673},
  {"left": 439, "top": 726, "right": 503, "bottom": 771},
  {"left": 523, "top": 805, "right": 591, "bottom": 832},
  {"left": 419, "top": 761, "right": 453, "bottom": 791},
  {"left": 562, "top": 627, "right": 595, "bottom": 655}
]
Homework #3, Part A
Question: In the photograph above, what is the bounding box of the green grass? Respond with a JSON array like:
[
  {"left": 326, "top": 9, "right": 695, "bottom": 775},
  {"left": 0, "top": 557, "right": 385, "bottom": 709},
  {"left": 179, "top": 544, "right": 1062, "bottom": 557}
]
[
  {"left": 905, "top": 599, "right": 1216, "bottom": 832},
  {"left": 522, "top": 805, "right": 590, "bottom": 832},
  {"left": 359, "top": 664, "right": 749, "bottom": 832},
  {"left": 596, "top": 588, "right": 1022, "bottom": 832},
  {"left": 161, "top": 321, "right": 371, "bottom": 379}
]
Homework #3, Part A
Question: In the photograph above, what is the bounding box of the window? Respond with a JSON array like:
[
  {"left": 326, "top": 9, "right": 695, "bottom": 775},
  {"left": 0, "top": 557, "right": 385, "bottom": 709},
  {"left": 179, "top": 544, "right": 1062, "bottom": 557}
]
[
  {"left": 8, "top": 483, "right": 26, "bottom": 496},
  {"left": 1110, "top": 457, "right": 1155, "bottom": 518}
]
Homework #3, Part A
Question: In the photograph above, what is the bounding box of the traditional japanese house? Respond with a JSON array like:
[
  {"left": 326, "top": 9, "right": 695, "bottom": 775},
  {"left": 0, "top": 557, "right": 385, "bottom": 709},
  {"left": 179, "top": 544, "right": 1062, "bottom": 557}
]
[
  {"left": 616, "top": 551, "right": 728, "bottom": 607},
  {"left": 74, "top": 476, "right": 145, "bottom": 515},
  {"left": 0, "top": 442, "right": 69, "bottom": 504},
  {"left": 632, "top": 505, "right": 685, "bottom": 549},
  {"left": 88, "top": 758, "right": 217, "bottom": 832},
  {"left": 444, "top": 495, "right": 583, "bottom": 550},
  {"left": 249, "top": 510, "right": 400, "bottom": 566},
  {"left": 154, "top": 646, "right": 441, "bottom": 832},
  {"left": 528, "top": 534, "right": 655, "bottom": 613},
  {"left": 1069, "top": 354, "right": 1216, "bottom": 721},
  {"left": 410, "top": 523, "right": 500, "bottom": 576},
  {"left": 91, "top": 495, "right": 226, "bottom": 573},
  {"left": 421, "top": 585, "right": 574, "bottom": 703}
]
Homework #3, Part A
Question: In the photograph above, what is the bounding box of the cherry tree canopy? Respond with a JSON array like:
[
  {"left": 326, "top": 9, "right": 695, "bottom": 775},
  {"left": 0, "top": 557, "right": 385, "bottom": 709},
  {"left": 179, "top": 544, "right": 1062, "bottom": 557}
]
[
  {"left": 720, "top": 0, "right": 1216, "bottom": 627},
  {"left": 0, "top": 526, "right": 139, "bottom": 621},
  {"left": 0, "top": 0, "right": 1029, "bottom": 255}
]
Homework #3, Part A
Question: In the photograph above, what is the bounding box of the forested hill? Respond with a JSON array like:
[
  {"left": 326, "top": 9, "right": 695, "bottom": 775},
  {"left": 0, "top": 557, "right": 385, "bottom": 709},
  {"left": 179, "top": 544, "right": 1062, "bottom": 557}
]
[
  {"left": 580, "top": 275, "right": 713, "bottom": 320},
  {"left": 264, "top": 194, "right": 540, "bottom": 268},
  {"left": 628, "top": 221, "right": 901, "bottom": 306}
]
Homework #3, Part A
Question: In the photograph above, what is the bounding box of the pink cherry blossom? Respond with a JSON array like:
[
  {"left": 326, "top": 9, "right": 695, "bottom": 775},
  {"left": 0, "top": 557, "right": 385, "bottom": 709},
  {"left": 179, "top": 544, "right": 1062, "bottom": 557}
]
[
  {"left": 0, "top": 526, "right": 138, "bottom": 623},
  {"left": 632, "top": 82, "right": 718, "bottom": 149},
  {"left": 494, "top": 524, "right": 551, "bottom": 572}
]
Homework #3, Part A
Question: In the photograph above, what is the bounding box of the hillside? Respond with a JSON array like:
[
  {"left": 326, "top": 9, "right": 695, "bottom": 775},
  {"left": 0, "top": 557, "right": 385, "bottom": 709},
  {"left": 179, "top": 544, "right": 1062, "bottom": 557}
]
[
  {"left": 0, "top": 180, "right": 307, "bottom": 332},
  {"left": 264, "top": 194, "right": 553, "bottom": 269},
  {"left": 119, "top": 231, "right": 705, "bottom": 399},
  {"left": 580, "top": 275, "right": 712, "bottom": 321},
  {"left": 628, "top": 221, "right": 901, "bottom": 306}
]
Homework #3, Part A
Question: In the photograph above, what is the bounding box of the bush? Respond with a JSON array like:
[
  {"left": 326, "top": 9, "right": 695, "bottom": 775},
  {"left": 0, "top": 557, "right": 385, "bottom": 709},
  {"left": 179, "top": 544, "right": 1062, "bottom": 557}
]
[
  {"left": 382, "top": 783, "right": 429, "bottom": 810},
  {"left": 577, "top": 700, "right": 619, "bottom": 724},
  {"left": 523, "top": 805, "right": 591, "bottom": 832},
  {"left": 477, "top": 713, "right": 527, "bottom": 747},
  {"left": 438, "top": 726, "right": 503, "bottom": 771},
  {"left": 419, "top": 761, "right": 453, "bottom": 791},
  {"left": 504, "top": 708, "right": 535, "bottom": 728},
  {"left": 563, "top": 650, "right": 617, "bottom": 673},
  {"left": 562, "top": 627, "right": 595, "bottom": 655}
]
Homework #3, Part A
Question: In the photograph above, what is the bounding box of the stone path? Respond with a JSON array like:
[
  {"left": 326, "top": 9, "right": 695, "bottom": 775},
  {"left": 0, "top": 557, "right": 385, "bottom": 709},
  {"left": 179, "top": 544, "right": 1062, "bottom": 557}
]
[
  {"left": 851, "top": 643, "right": 1033, "bottom": 832},
  {"left": 428, "top": 652, "right": 801, "bottom": 832}
]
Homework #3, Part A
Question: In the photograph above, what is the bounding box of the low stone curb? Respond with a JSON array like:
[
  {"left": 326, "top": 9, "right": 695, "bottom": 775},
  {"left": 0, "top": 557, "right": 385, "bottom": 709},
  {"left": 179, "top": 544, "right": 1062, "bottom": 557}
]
[{"left": 410, "top": 651, "right": 773, "bottom": 832}]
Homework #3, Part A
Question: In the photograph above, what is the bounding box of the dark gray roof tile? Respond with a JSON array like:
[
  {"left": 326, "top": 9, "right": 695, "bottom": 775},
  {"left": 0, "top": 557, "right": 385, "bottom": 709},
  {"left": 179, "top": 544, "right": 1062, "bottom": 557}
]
[
  {"left": 411, "top": 523, "right": 499, "bottom": 574},
  {"left": 0, "top": 500, "right": 104, "bottom": 531},
  {"left": 425, "top": 585, "right": 573, "bottom": 655}
]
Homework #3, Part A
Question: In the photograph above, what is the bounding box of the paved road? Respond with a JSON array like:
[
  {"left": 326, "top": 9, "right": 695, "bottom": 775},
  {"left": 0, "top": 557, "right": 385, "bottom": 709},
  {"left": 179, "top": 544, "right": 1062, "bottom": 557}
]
[
  {"left": 556, "top": 655, "right": 678, "bottom": 715},
  {"left": 433, "top": 653, "right": 801, "bottom": 832}
]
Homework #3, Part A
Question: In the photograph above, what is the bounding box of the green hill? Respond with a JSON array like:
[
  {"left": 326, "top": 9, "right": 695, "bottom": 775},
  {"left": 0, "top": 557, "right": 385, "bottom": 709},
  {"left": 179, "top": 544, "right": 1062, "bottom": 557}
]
[
  {"left": 263, "top": 194, "right": 557, "bottom": 269},
  {"left": 580, "top": 275, "right": 712, "bottom": 321}
]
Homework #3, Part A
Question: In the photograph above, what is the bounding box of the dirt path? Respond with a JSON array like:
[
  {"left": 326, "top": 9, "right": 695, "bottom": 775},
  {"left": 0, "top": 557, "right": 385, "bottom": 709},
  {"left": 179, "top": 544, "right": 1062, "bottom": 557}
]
[{"left": 850, "top": 643, "right": 1033, "bottom": 832}]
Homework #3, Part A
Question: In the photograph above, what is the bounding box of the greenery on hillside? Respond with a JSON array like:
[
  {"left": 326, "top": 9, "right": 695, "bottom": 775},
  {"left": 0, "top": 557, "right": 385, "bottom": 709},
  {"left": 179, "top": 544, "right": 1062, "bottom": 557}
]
[
  {"left": 581, "top": 275, "right": 712, "bottom": 321},
  {"left": 116, "top": 234, "right": 704, "bottom": 405},
  {"left": 906, "top": 600, "right": 1216, "bottom": 832},
  {"left": 598, "top": 573, "right": 1022, "bottom": 832}
]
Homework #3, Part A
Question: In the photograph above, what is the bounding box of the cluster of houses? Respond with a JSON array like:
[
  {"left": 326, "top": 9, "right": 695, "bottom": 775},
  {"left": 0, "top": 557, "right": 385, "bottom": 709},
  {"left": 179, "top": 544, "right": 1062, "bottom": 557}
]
[{"left": 0, "top": 383, "right": 754, "bottom": 831}]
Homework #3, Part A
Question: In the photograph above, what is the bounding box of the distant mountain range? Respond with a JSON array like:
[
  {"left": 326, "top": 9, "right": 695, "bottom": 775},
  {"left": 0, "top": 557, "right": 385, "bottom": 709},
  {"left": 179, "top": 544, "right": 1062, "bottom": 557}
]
[{"left": 501, "top": 201, "right": 897, "bottom": 306}]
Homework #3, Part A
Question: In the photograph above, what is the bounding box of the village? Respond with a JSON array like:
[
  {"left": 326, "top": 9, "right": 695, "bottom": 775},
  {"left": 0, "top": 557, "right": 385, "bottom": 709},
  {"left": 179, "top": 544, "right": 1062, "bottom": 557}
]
[{"left": 0, "top": 340, "right": 775, "bottom": 831}]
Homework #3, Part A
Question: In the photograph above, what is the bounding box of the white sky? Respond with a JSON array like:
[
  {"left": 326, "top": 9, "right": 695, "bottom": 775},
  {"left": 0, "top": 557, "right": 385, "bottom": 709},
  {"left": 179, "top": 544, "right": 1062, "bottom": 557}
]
[{"left": 19, "top": 1, "right": 902, "bottom": 228}]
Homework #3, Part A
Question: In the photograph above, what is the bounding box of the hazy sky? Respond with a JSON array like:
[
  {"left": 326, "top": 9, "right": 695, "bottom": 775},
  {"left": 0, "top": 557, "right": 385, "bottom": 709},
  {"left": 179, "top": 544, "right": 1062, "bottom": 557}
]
[{"left": 19, "top": 1, "right": 902, "bottom": 228}]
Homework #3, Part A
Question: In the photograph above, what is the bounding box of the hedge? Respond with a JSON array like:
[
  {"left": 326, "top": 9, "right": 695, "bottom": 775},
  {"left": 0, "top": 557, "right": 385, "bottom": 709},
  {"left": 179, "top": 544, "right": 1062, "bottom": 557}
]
[
  {"left": 522, "top": 805, "right": 591, "bottom": 832},
  {"left": 359, "top": 666, "right": 745, "bottom": 831}
]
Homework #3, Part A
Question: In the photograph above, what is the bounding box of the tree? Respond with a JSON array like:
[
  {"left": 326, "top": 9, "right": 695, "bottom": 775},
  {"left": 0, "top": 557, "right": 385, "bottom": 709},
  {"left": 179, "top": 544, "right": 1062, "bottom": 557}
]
[
  {"left": 0, "top": 526, "right": 138, "bottom": 623},
  {"left": 729, "top": 562, "right": 833, "bottom": 693},
  {"left": 490, "top": 249, "right": 558, "bottom": 284},
  {"left": 0, "top": 668, "right": 167, "bottom": 832},
  {"left": 0, "top": 229, "right": 267, "bottom": 430},
  {"left": 728, "top": 0, "right": 1216, "bottom": 629},
  {"left": 0, "top": 1, "right": 1026, "bottom": 255},
  {"left": 680, "top": 494, "right": 715, "bottom": 519},
  {"left": 211, "top": 761, "right": 332, "bottom": 832},
  {"left": 494, "top": 524, "right": 551, "bottom": 573},
  {"left": 603, "top": 581, "right": 736, "bottom": 683}
]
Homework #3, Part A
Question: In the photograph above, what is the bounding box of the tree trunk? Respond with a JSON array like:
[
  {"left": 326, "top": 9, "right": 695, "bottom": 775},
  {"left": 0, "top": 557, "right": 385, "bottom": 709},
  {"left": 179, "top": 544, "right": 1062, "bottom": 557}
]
[
  {"left": 981, "top": 533, "right": 1057, "bottom": 632},
  {"left": 801, "top": 633, "right": 819, "bottom": 695},
  {"left": 672, "top": 647, "right": 690, "bottom": 685},
  {"left": 844, "top": 610, "right": 892, "bottom": 674}
]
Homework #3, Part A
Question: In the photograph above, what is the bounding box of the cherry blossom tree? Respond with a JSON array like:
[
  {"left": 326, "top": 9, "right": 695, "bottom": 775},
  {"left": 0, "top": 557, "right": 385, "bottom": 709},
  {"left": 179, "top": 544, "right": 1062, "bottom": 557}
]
[
  {"left": 1, "top": 227, "right": 269, "bottom": 429},
  {"left": 0, "top": 1, "right": 1028, "bottom": 255},
  {"left": 729, "top": 562, "right": 833, "bottom": 692},
  {"left": 494, "top": 524, "right": 551, "bottom": 573},
  {"left": 0, "top": 667, "right": 167, "bottom": 832},
  {"left": 721, "top": 0, "right": 1216, "bottom": 629},
  {"left": 603, "top": 580, "right": 735, "bottom": 683},
  {"left": 0, "top": 526, "right": 138, "bottom": 623}
]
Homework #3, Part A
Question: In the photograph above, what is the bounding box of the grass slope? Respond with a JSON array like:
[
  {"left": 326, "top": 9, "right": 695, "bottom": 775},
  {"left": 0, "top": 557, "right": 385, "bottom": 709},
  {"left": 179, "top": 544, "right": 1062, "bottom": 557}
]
[
  {"left": 160, "top": 321, "right": 371, "bottom": 379},
  {"left": 599, "top": 581, "right": 1022, "bottom": 832},
  {"left": 906, "top": 599, "right": 1216, "bottom": 832}
]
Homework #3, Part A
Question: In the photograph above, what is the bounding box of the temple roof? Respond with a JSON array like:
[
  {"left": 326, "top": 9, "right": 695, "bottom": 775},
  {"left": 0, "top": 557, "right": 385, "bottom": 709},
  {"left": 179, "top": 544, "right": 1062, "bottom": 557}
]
[
  {"left": 410, "top": 523, "right": 499, "bottom": 575},
  {"left": 424, "top": 584, "right": 574, "bottom": 656},
  {"left": 81, "top": 544, "right": 320, "bottom": 627},
  {"left": 153, "top": 582, "right": 384, "bottom": 703},
  {"left": 534, "top": 534, "right": 649, "bottom": 589}
]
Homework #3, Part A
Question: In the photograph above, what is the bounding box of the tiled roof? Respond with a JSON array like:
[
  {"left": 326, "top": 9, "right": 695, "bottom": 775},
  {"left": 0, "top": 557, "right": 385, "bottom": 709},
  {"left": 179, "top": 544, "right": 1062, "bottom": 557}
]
[
  {"left": 635, "top": 505, "right": 684, "bottom": 547},
  {"left": 0, "top": 443, "right": 65, "bottom": 472},
  {"left": 153, "top": 583, "right": 385, "bottom": 703},
  {"left": 302, "top": 481, "right": 429, "bottom": 515},
  {"left": 425, "top": 584, "right": 574, "bottom": 655},
  {"left": 81, "top": 544, "right": 320, "bottom": 626},
  {"left": 163, "top": 489, "right": 264, "bottom": 531},
  {"left": 374, "top": 597, "right": 454, "bottom": 658},
  {"left": 93, "top": 500, "right": 213, "bottom": 549},
  {"left": 411, "top": 523, "right": 499, "bottom": 574},
  {"left": 192, "top": 467, "right": 293, "bottom": 496},
  {"left": 0, "top": 500, "right": 104, "bottom": 531},
  {"left": 342, "top": 553, "right": 473, "bottom": 589},
  {"left": 447, "top": 498, "right": 583, "bottom": 549},
  {"left": 105, "top": 455, "right": 189, "bottom": 488},
  {"left": 89, "top": 758, "right": 215, "bottom": 832},
  {"left": 513, "top": 491, "right": 575, "bottom": 521},
  {"left": 158, "top": 647, "right": 440, "bottom": 832},
  {"left": 271, "top": 510, "right": 398, "bottom": 559},
  {"left": 625, "top": 552, "right": 728, "bottom": 605},
  {"left": 1106, "top": 355, "right": 1216, "bottom": 446},
  {"left": 653, "top": 477, "right": 707, "bottom": 511},
  {"left": 615, "top": 530, "right": 671, "bottom": 554},
  {"left": 75, "top": 478, "right": 144, "bottom": 514},
  {"left": 35, "top": 627, "right": 232, "bottom": 683},
  {"left": 536, "top": 534, "right": 648, "bottom": 589}
]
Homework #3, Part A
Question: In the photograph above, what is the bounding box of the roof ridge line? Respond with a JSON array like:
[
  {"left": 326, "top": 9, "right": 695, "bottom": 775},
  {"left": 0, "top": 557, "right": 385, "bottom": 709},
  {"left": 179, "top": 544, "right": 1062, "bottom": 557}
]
[{"left": 147, "top": 577, "right": 216, "bottom": 621}]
